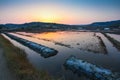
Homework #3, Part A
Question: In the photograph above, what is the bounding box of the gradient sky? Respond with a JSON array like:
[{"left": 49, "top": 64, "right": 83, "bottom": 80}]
[{"left": 0, "top": 0, "right": 120, "bottom": 24}]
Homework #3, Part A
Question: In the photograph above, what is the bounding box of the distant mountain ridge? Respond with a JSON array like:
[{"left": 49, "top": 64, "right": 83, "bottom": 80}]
[
  {"left": 0, "top": 20, "right": 120, "bottom": 30},
  {"left": 0, "top": 22, "right": 71, "bottom": 30},
  {"left": 89, "top": 20, "right": 120, "bottom": 27}
]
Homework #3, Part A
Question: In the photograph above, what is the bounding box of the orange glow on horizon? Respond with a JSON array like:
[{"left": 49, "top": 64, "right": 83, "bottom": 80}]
[
  {"left": 0, "top": 4, "right": 93, "bottom": 24},
  {"left": 31, "top": 6, "right": 77, "bottom": 24},
  {"left": 40, "top": 11, "right": 58, "bottom": 23},
  {"left": 35, "top": 8, "right": 63, "bottom": 23}
]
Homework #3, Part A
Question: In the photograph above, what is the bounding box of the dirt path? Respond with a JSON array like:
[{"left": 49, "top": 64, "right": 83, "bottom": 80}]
[{"left": 0, "top": 47, "right": 16, "bottom": 80}]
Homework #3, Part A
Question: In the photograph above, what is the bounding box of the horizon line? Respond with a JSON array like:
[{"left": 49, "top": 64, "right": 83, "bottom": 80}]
[{"left": 0, "top": 19, "right": 120, "bottom": 25}]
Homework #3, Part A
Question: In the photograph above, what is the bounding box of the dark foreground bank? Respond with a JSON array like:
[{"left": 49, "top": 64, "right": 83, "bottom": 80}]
[{"left": 0, "top": 34, "right": 53, "bottom": 80}]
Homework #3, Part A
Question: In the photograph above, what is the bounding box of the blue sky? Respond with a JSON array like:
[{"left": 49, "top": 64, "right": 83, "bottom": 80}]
[{"left": 0, "top": 0, "right": 120, "bottom": 24}]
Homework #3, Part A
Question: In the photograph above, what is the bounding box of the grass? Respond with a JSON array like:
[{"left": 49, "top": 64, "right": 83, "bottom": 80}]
[
  {"left": 103, "top": 33, "right": 120, "bottom": 50},
  {"left": 0, "top": 34, "right": 52, "bottom": 80}
]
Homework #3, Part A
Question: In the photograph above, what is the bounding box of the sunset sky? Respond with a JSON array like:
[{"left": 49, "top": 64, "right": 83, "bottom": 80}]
[{"left": 0, "top": 0, "right": 120, "bottom": 24}]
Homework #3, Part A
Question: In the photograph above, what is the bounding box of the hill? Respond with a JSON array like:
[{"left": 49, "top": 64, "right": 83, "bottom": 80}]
[
  {"left": 0, "top": 20, "right": 120, "bottom": 31},
  {"left": 81, "top": 20, "right": 120, "bottom": 30}
]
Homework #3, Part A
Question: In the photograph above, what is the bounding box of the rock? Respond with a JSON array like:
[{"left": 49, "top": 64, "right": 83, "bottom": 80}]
[{"left": 64, "top": 56, "right": 120, "bottom": 80}]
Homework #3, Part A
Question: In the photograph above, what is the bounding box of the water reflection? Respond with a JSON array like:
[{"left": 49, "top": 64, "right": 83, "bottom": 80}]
[
  {"left": 2, "top": 31, "right": 120, "bottom": 80},
  {"left": 14, "top": 31, "right": 107, "bottom": 53},
  {"left": 107, "top": 33, "right": 120, "bottom": 42}
]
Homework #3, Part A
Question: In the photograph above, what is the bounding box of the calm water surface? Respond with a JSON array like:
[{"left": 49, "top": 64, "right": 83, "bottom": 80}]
[{"left": 2, "top": 31, "right": 120, "bottom": 80}]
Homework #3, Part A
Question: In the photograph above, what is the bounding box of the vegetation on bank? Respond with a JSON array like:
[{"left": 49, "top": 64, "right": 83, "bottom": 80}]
[
  {"left": 0, "top": 34, "right": 52, "bottom": 80},
  {"left": 103, "top": 33, "right": 120, "bottom": 50}
]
